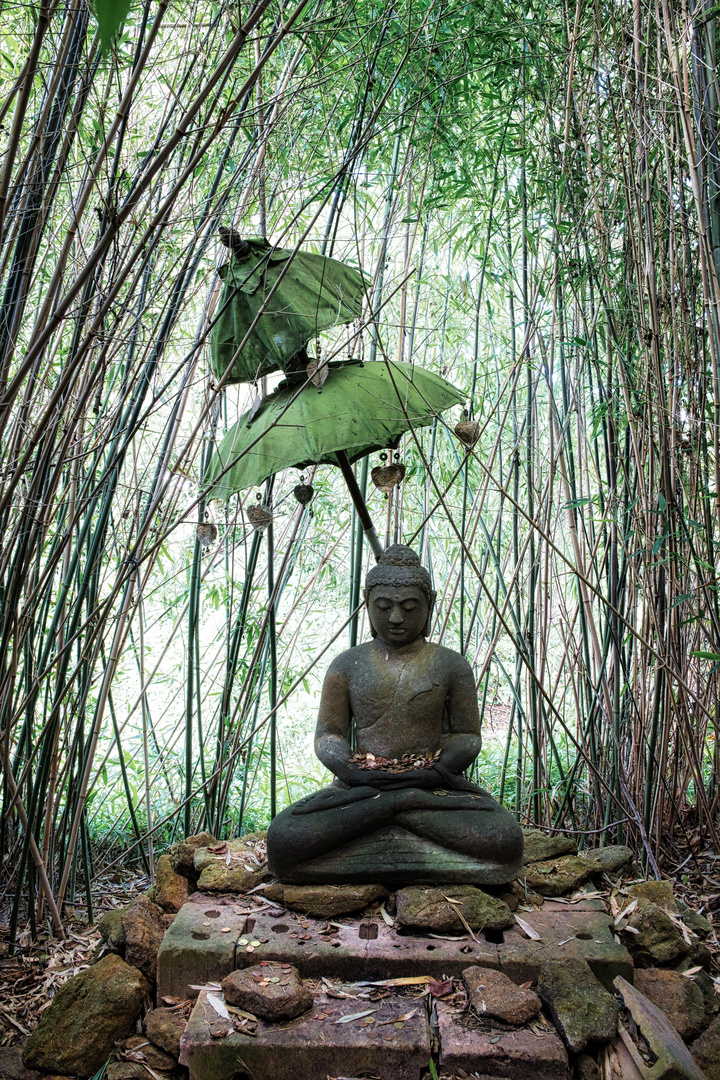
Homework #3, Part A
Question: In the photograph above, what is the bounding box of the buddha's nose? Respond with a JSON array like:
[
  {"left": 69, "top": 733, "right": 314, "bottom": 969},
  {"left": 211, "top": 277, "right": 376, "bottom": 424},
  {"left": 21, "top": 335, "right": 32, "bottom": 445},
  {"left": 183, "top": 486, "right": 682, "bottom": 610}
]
[{"left": 389, "top": 606, "right": 404, "bottom": 624}]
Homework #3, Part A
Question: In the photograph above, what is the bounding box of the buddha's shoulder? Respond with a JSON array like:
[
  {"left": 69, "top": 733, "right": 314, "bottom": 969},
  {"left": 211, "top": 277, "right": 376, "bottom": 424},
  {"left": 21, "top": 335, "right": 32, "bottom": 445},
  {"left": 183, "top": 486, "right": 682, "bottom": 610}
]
[
  {"left": 426, "top": 641, "right": 475, "bottom": 678},
  {"left": 325, "top": 641, "right": 377, "bottom": 675}
]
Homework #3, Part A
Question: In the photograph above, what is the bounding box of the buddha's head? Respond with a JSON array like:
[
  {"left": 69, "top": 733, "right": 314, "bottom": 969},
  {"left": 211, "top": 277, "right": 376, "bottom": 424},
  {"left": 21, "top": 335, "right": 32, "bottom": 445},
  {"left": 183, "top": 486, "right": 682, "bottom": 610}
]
[{"left": 364, "top": 545, "right": 436, "bottom": 646}]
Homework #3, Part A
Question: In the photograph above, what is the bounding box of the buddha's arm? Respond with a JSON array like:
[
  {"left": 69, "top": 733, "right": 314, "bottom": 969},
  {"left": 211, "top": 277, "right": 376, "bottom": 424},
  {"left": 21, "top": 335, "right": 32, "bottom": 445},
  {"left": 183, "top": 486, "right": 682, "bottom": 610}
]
[{"left": 433, "top": 652, "right": 481, "bottom": 781}]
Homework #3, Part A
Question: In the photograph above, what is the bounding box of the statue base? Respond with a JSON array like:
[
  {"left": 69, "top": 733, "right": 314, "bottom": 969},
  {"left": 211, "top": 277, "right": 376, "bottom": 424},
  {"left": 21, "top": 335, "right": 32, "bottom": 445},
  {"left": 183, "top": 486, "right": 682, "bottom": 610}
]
[{"left": 276, "top": 825, "right": 524, "bottom": 886}]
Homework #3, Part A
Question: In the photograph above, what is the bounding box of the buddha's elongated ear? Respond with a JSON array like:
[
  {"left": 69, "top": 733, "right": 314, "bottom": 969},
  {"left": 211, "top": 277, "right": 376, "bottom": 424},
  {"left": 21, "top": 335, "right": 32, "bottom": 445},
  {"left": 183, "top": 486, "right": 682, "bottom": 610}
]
[
  {"left": 423, "top": 590, "right": 437, "bottom": 637},
  {"left": 364, "top": 587, "right": 378, "bottom": 637}
]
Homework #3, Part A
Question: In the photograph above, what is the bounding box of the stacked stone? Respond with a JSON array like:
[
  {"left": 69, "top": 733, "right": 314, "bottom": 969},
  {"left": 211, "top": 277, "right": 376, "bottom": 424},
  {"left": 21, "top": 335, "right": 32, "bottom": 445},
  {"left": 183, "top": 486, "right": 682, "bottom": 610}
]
[{"left": 18, "top": 828, "right": 720, "bottom": 1080}]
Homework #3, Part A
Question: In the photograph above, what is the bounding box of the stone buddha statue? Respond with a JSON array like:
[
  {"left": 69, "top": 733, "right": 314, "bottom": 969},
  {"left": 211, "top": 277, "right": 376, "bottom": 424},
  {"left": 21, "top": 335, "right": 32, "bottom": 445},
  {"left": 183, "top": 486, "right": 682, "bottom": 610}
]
[{"left": 267, "top": 545, "right": 523, "bottom": 885}]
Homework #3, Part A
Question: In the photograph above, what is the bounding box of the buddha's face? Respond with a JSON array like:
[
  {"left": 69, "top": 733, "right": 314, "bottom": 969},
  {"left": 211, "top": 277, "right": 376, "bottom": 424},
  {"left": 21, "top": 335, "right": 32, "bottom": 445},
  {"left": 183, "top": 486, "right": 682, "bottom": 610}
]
[{"left": 368, "top": 585, "right": 429, "bottom": 647}]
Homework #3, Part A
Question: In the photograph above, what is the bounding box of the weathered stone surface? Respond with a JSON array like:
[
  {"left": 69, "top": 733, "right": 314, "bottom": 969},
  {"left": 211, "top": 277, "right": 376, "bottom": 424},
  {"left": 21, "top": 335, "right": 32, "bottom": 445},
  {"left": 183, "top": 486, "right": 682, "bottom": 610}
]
[
  {"left": 523, "top": 855, "right": 597, "bottom": 897},
  {"left": 628, "top": 879, "right": 677, "bottom": 908},
  {"left": 97, "top": 906, "right": 126, "bottom": 953},
  {"left": 623, "top": 901, "right": 690, "bottom": 968},
  {"left": 691, "top": 1013, "right": 720, "bottom": 1078},
  {"left": 262, "top": 881, "right": 388, "bottom": 917},
  {"left": 679, "top": 906, "right": 714, "bottom": 937},
  {"left": 463, "top": 965, "right": 542, "bottom": 1024},
  {"left": 145, "top": 1007, "right": 188, "bottom": 1057},
  {"left": 538, "top": 958, "right": 618, "bottom": 1052},
  {"left": 156, "top": 896, "right": 247, "bottom": 1000},
  {"left": 222, "top": 962, "right": 312, "bottom": 1021},
  {"left": 499, "top": 909, "right": 634, "bottom": 992},
  {"left": 522, "top": 828, "right": 577, "bottom": 864},
  {"left": 123, "top": 894, "right": 166, "bottom": 981},
  {"left": 436, "top": 1000, "right": 568, "bottom": 1079},
  {"left": 396, "top": 885, "right": 514, "bottom": 934},
  {"left": 542, "top": 889, "right": 607, "bottom": 913},
  {"left": 168, "top": 832, "right": 217, "bottom": 878},
  {"left": 196, "top": 861, "right": 263, "bottom": 893},
  {"left": 683, "top": 939, "right": 713, "bottom": 971},
  {"left": 22, "top": 954, "right": 148, "bottom": 1075},
  {"left": 0, "top": 1046, "right": 43, "bottom": 1080},
  {"left": 230, "top": 911, "right": 500, "bottom": 982},
  {"left": 151, "top": 855, "right": 189, "bottom": 914},
  {"left": 180, "top": 988, "right": 430, "bottom": 1080},
  {"left": 576, "top": 1053, "right": 601, "bottom": 1080},
  {"left": 634, "top": 968, "right": 706, "bottom": 1042},
  {"left": 106, "top": 1064, "right": 151, "bottom": 1080},
  {"left": 120, "top": 1034, "right": 178, "bottom": 1069},
  {"left": 107, "top": 1064, "right": 182, "bottom": 1080},
  {"left": 683, "top": 967, "right": 720, "bottom": 1027},
  {"left": 615, "top": 975, "right": 707, "bottom": 1080},
  {"left": 583, "top": 845, "right": 633, "bottom": 874},
  {"left": 193, "top": 837, "right": 264, "bottom": 875}
]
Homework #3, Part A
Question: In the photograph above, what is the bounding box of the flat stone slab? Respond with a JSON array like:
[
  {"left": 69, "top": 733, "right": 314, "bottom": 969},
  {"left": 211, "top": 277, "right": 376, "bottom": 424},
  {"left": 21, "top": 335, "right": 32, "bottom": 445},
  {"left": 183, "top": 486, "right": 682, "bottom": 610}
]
[
  {"left": 180, "top": 989, "right": 430, "bottom": 1080},
  {"left": 436, "top": 1001, "right": 568, "bottom": 1079},
  {"left": 157, "top": 895, "right": 248, "bottom": 1000},
  {"left": 158, "top": 894, "right": 632, "bottom": 1003},
  {"left": 232, "top": 912, "right": 500, "bottom": 980},
  {"left": 499, "top": 910, "right": 633, "bottom": 992}
]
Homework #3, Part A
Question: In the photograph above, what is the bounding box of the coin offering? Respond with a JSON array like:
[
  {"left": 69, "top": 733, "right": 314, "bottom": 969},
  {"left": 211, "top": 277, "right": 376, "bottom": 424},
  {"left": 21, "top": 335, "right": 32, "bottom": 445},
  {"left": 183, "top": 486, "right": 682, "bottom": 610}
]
[{"left": 349, "top": 750, "right": 441, "bottom": 773}]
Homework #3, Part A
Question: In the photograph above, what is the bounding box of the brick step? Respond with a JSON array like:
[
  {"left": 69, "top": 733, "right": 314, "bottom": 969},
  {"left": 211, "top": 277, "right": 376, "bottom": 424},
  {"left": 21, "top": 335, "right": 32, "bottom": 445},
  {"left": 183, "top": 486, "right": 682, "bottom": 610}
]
[{"left": 179, "top": 988, "right": 570, "bottom": 1080}]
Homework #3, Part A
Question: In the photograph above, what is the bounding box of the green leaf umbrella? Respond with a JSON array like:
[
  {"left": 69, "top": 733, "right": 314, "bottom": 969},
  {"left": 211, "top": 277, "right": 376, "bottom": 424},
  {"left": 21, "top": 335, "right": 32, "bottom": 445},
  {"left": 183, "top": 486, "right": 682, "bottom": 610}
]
[
  {"left": 210, "top": 237, "right": 368, "bottom": 385},
  {"left": 203, "top": 359, "right": 465, "bottom": 557}
]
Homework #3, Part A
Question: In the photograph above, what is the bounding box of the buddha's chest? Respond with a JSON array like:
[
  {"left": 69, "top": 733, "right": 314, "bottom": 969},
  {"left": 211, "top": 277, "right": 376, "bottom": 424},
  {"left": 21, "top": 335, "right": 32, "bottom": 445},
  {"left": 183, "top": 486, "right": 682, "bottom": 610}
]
[{"left": 345, "top": 645, "right": 449, "bottom": 733}]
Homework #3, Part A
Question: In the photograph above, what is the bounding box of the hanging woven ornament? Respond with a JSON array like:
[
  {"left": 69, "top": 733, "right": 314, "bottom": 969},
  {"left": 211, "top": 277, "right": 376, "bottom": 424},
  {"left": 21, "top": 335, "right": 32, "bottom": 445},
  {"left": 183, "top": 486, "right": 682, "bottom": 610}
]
[
  {"left": 246, "top": 493, "right": 273, "bottom": 531},
  {"left": 455, "top": 409, "right": 480, "bottom": 447},
  {"left": 371, "top": 452, "right": 406, "bottom": 499},
  {"left": 306, "top": 342, "right": 329, "bottom": 390},
  {"left": 293, "top": 475, "right": 314, "bottom": 505},
  {"left": 196, "top": 522, "right": 218, "bottom": 547}
]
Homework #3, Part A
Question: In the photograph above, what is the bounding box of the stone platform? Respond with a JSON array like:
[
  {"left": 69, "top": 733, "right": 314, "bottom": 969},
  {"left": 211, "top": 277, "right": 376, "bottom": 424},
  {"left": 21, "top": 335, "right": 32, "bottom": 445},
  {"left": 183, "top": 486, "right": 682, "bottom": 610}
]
[
  {"left": 161, "top": 887, "right": 635, "bottom": 1080},
  {"left": 158, "top": 890, "right": 632, "bottom": 1002}
]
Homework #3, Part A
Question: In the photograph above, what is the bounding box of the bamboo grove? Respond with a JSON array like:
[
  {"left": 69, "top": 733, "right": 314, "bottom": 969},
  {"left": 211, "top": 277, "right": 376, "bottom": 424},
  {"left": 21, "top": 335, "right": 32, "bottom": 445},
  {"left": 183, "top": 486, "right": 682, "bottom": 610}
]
[{"left": 1, "top": 0, "right": 720, "bottom": 940}]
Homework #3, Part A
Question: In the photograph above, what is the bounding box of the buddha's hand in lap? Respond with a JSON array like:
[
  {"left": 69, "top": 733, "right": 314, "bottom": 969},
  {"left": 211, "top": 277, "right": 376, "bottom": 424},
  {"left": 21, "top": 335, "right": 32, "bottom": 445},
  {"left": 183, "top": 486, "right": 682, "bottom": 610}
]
[{"left": 290, "top": 785, "right": 378, "bottom": 815}]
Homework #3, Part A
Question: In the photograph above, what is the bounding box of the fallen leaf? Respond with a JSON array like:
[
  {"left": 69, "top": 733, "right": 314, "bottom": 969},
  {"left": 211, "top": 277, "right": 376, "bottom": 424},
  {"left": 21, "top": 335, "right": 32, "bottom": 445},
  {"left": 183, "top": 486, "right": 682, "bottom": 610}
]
[
  {"left": 353, "top": 976, "right": 435, "bottom": 987},
  {"left": 614, "top": 900, "right": 637, "bottom": 926},
  {"left": 377, "top": 1010, "right": 418, "bottom": 1026},
  {"left": 428, "top": 979, "right": 453, "bottom": 998},
  {"left": 379, "top": 905, "right": 394, "bottom": 927},
  {"left": 207, "top": 993, "right": 230, "bottom": 1020},
  {"left": 334, "top": 1009, "right": 379, "bottom": 1024},
  {"left": 515, "top": 915, "right": 541, "bottom": 940},
  {"left": 682, "top": 965, "right": 703, "bottom": 978}
]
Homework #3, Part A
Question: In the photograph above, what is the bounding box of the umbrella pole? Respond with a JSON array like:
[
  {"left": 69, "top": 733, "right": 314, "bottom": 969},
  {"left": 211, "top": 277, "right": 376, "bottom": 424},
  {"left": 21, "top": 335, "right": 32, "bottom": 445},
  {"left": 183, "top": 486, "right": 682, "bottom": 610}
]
[{"left": 335, "top": 451, "right": 383, "bottom": 561}]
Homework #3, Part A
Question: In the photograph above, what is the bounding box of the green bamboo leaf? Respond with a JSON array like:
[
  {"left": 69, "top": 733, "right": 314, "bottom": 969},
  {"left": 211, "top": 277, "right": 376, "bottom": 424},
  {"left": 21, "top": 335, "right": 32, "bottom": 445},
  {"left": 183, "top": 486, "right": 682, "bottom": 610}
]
[
  {"left": 93, "top": 0, "right": 132, "bottom": 53},
  {"left": 690, "top": 651, "right": 720, "bottom": 661}
]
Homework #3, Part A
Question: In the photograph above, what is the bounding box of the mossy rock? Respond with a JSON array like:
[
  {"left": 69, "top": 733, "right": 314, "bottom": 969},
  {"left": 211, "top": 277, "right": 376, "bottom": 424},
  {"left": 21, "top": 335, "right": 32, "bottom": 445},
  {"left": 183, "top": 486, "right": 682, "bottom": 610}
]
[{"left": 396, "top": 884, "right": 514, "bottom": 934}]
